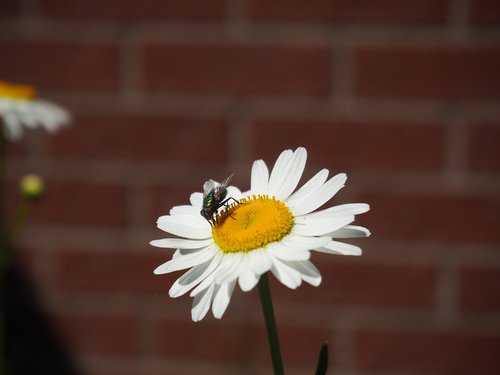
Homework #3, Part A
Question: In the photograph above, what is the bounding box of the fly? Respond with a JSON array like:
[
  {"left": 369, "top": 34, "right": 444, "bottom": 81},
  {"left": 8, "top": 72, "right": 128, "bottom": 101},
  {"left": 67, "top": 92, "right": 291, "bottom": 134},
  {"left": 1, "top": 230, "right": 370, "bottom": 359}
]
[{"left": 200, "top": 173, "right": 238, "bottom": 224}]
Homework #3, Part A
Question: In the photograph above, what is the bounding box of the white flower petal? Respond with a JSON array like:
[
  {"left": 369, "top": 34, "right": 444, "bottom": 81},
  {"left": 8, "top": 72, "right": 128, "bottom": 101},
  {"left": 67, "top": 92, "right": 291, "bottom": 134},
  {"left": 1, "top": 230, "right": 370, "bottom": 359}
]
[
  {"left": 267, "top": 149, "right": 293, "bottom": 196},
  {"left": 191, "top": 283, "right": 215, "bottom": 322},
  {"left": 150, "top": 238, "right": 213, "bottom": 249},
  {"left": 290, "top": 173, "right": 347, "bottom": 216},
  {"left": 251, "top": 160, "right": 269, "bottom": 194},
  {"left": 316, "top": 240, "right": 363, "bottom": 256},
  {"left": 170, "top": 205, "right": 200, "bottom": 216},
  {"left": 246, "top": 248, "right": 273, "bottom": 274},
  {"left": 286, "top": 169, "right": 329, "bottom": 207},
  {"left": 271, "top": 257, "right": 302, "bottom": 289},
  {"left": 190, "top": 192, "right": 203, "bottom": 208},
  {"left": 226, "top": 186, "right": 242, "bottom": 201},
  {"left": 273, "top": 147, "right": 307, "bottom": 200},
  {"left": 280, "top": 233, "right": 331, "bottom": 252},
  {"left": 215, "top": 253, "right": 244, "bottom": 285},
  {"left": 190, "top": 272, "right": 216, "bottom": 297},
  {"left": 238, "top": 270, "right": 260, "bottom": 292},
  {"left": 330, "top": 225, "right": 371, "bottom": 238},
  {"left": 154, "top": 247, "right": 216, "bottom": 274},
  {"left": 169, "top": 252, "right": 223, "bottom": 298},
  {"left": 308, "top": 203, "right": 370, "bottom": 218},
  {"left": 293, "top": 215, "right": 355, "bottom": 236},
  {"left": 212, "top": 281, "right": 236, "bottom": 319},
  {"left": 267, "top": 241, "right": 310, "bottom": 261},
  {"left": 157, "top": 215, "right": 211, "bottom": 239},
  {"left": 284, "top": 260, "right": 322, "bottom": 287}
]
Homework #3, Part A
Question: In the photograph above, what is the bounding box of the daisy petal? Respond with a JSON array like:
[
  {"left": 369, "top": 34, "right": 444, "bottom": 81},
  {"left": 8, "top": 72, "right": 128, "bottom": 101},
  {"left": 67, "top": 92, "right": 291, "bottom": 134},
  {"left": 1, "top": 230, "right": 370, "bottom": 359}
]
[
  {"left": 154, "top": 247, "right": 215, "bottom": 274},
  {"left": 290, "top": 173, "right": 347, "bottom": 216},
  {"left": 280, "top": 233, "right": 331, "bottom": 252},
  {"left": 247, "top": 248, "right": 273, "bottom": 274},
  {"left": 169, "top": 252, "right": 223, "bottom": 298},
  {"left": 267, "top": 241, "right": 310, "bottom": 261},
  {"left": 267, "top": 149, "right": 293, "bottom": 196},
  {"left": 251, "top": 159, "right": 269, "bottom": 194},
  {"left": 238, "top": 270, "right": 260, "bottom": 292},
  {"left": 157, "top": 215, "right": 211, "bottom": 239},
  {"left": 150, "top": 238, "right": 213, "bottom": 249},
  {"left": 191, "top": 283, "right": 215, "bottom": 322},
  {"left": 212, "top": 281, "right": 236, "bottom": 319},
  {"left": 215, "top": 253, "right": 244, "bottom": 285},
  {"left": 293, "top": 215, "right": 355, "bottom": 236},
  {"left": 316, "top": 240, "right": 363, "bottom": 256},
  {"left": 330, "top": 225, "right": 371, "bottom": 238},
  {"left": 170, "top": 205, "right": 200, "bottom": 216},
  {"left": 285, "top": 260, "right": 322, "bottom": 286},
  {"left": 271, "top": 257, "right": 302, "bottom": 289},
  {"left": 273, "top": 147, "right": 307, "bottom": 200},
  {"left": 308, "top": 203, "right": 370, "bottom": 218},
  {"left": 190, "top": 192, "right": 203, "bottom": 208},
  {"left": 286, "top": 169, "right": 329, "bottom": 207}
]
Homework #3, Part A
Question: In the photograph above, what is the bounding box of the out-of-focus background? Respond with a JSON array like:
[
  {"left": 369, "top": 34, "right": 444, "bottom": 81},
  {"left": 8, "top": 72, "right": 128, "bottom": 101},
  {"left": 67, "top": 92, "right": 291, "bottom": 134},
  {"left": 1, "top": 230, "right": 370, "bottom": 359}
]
[{"left": 2, "top": 0, "right": 500, "bottom": 374}]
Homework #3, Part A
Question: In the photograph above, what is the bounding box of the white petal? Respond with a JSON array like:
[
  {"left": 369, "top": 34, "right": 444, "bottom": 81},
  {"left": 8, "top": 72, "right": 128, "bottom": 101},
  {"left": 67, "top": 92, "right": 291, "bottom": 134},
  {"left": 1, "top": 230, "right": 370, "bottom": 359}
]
[
  {"left": 154, "top": 247, "right": 216, "bottom": 274},
  {"left": 226, "top": 186, "right": 242, "bottom": 201},
  {"left": 170, "top": 205, "right": 200, "bottom": 216},
  {"left": 316, "top": 240, "right": 363, "bottom": 256},
  {"left": 251, "top": 159, "right": 269, "bottom": 194},
  {"left": 272, "top": 147, "right": 307, "bottom": 200},
  {"left": 330, "top": 225, "right": 371, "bottom": 238},
  {"left": 168, "top": 252, "right": 223, "bottom": 298},
  {"left": 190, "top": 272, "right": 216, "bottom": 297},
  {"left": 267, "top": 241, "right": 310, "bottom": 261},
  {"left": 212, "top": 281, "right": 236, "bottom": 319},
  {"left": 156, "top": 215, "right": 211, "bottom": 239},
  {"left": 238, "top": 270, "right": 260, "bottom": 292},
  {"left": 308, "top": 203, "right": 370, "bottom": 218},
  {"left": 285, "top": 260, "right": 322, "bottom": 286},
  {"left": 150, "top": 238, "right": 213, "bottom": 249},
  {"left": 267, "top": 149, "right": 293, "bottom": 196},
  {"left": 292, "top": 215, "right": 355, "bottom": 236},
  {"left": 270, "top": 257, "right": 302, "bottom": 289},
  {"left": 190, "top": 192, "right": 203, "bottom": 208},
  {"left": 286, "top": 169, "right": 329, "bottom": 207},
  {"left": 191, "top": 283, "right": 215, "bottom": 322},
  {"left": 290, "top": 173, "right": 347, "bottom": 216},
  {"left": 279, "top": 233, "right": 331, "bottom": 252},
  {"left": 246, "top": 248, "right": 273, "bottom": 274},
  {"left": 214, "top": 253, "right": 244, "bottom": 285}
]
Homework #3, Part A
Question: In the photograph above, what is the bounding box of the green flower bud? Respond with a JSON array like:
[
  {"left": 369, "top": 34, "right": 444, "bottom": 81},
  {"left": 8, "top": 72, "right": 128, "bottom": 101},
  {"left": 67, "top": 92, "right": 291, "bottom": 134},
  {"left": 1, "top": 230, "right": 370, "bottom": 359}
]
[{"left": 20, "top": 174, "right": 44, "bottom": 199}]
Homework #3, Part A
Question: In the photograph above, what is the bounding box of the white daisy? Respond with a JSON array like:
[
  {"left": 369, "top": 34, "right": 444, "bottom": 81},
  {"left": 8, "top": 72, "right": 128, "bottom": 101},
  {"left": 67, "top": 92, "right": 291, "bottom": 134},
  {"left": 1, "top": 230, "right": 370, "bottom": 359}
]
[
  {"left": 0, "top": 80, "right": 70, "bottom": 141},
  {"left": 151, "top": 147, "right": 370, "bottom": 322}
]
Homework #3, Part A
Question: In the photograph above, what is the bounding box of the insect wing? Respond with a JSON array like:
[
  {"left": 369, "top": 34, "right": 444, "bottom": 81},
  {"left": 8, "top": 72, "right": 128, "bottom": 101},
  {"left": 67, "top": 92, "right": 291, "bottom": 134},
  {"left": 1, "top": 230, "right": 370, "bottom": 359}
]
[
  {"left": 213, "top": 173, "right": 234, "bottom": 199},
  {"left": 202, "top": 179, "right": 217, "bottom": 198}
]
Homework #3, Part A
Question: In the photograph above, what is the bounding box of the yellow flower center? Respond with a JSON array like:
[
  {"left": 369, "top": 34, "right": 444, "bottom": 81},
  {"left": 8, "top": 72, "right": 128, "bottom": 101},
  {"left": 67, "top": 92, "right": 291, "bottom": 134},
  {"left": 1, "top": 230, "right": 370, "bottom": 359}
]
[
  {"left": 0, "top": 81, "right": 37, "bottom": 100},
  {"left": 212, "top": 195, "right": 294, "bottom": 254}
]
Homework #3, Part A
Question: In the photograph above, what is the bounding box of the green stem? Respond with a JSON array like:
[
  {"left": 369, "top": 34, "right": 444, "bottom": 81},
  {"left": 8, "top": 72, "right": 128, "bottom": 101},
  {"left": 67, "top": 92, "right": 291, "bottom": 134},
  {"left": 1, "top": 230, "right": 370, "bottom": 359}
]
[
  {"left": 8, "top": 198, "right": 30, "bottom": 244},
  {"left": 258, "top": 272, "right": 284, "bottom": 375}
]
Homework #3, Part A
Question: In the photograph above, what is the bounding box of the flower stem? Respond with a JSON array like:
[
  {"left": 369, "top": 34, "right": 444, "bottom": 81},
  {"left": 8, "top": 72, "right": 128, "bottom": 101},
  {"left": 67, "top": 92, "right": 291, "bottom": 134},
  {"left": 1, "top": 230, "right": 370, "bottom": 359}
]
[{"left": 258, "top": 272, "right": 284, "bottom": 375}]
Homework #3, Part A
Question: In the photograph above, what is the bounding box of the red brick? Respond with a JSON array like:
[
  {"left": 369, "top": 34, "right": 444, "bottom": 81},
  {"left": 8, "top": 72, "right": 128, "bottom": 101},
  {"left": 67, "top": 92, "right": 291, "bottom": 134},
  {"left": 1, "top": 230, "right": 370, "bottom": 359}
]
[
  {"left": 459, "top": 267, "right": 500, "bottom": 312},
  {"left": 0, "top": 40, "right": 119, "bottom": 91},
  {"left": 467, "top": 123, "right": 500, "bottom": 173},
  {"left": 355, "top": 46, "right": 500, "bottom": 98},
  {"left": 48, "top": 114, "right": 229, "bottom": 162},
  {"left": 252, "top": 119, "right": 445, "bottom": 171},
  {"left": 355, "top": 329, "right": 500, "bottom": 374},
  {"left": 52, "top": 249, "right": 171, "bottom": 293},
  {"left": 27, "top": 182, "right": 127, "bottom": 226},
  {"left": 141, "top": 43, "right": 331, "bottom": 96},
  {"left": 469, "top": 0, "right": 500, "bottom": 24},
  {"left": 156, "top": 319, "right": 327, "bottom": 365},
  {"left": 272, "top": 260, "right": 436, "bottom": 308},
  {"left": 40, "top": 0, "right": 224, "bottom": 21},
  {"left": 54, "top": 312, "right": 138, "bottom": 355},
  {"left": 249, "top": 0, "right": 446, "bottom": 24},
  {"left": 360, "top": 191, "right": 500, "bottom": 244}
]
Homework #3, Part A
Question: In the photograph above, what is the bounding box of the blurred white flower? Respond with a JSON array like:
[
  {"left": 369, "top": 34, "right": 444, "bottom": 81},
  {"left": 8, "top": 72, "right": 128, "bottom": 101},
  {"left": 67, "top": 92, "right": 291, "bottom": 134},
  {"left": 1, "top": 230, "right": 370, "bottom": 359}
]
[
  {"left": 151, "top": 147, "right": 370, "bottom": 321},
  {"left": 0, "top": 80, "right": 70, "bottom": 141}
]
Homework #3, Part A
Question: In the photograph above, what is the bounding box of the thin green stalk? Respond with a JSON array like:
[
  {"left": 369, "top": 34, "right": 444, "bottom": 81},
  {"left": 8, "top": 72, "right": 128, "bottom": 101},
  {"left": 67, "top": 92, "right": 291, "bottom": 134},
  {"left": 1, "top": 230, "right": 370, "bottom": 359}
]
[
  {"left": 258, "top": 272, "right": 284, "bottom": 375},
  {"left": 8, "top": 198, "right": 30, "bottom": 245}
]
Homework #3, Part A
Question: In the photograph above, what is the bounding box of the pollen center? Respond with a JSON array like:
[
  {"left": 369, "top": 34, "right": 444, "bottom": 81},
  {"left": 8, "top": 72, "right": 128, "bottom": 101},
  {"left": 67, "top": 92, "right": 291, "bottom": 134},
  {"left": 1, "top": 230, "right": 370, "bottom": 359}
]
[
  {"left": 0, "top": 81, "right": 37, "bottom": 100},
  {"left": 212, "top": 195, "right": 294, "bottom": 254}
]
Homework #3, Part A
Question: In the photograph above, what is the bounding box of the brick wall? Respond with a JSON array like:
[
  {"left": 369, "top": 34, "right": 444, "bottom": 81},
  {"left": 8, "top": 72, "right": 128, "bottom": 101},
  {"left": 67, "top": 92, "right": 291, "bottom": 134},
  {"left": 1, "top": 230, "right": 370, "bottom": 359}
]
[{"left": 2, "top": 0, "right": 500, "bottom": 374}]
